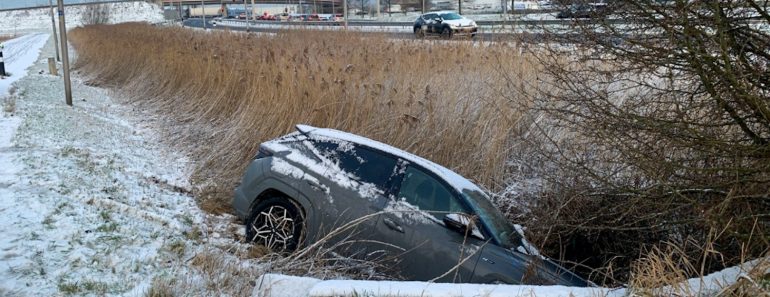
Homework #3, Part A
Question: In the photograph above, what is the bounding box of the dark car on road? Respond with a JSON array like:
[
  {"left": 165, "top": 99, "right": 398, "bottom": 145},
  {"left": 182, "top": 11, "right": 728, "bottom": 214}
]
[
  {"left": 413, "top": 11, "right": 478, "bottom": 39},
  {"left": 233, "top": 125, "right": 589, "bottom": 286},
  {"left": 556, "top": 3, "right": 606, "bottom": 18}
]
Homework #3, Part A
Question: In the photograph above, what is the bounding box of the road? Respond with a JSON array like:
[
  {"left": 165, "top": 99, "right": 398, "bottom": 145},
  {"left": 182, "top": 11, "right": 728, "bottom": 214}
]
[{"left": 182, "top": 18, "right": 559, "bottom": 42}]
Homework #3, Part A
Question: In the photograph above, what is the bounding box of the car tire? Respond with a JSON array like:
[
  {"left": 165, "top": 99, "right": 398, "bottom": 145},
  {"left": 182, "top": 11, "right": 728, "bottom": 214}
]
[
  {"left": 441, "top": 27, "right": 452, "bottom": 39},
  {"left": 245, "top": 196, "right": 304, "bottom": 252},
  {"left": 414, "top": 27, "right": 425, "bottom": 38}
]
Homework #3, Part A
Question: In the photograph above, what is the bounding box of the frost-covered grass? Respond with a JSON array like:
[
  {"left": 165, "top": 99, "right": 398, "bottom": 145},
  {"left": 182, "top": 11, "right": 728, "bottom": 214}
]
[
  {"left": 69, "top": 23, "right": 537, "bottom": 214},
  {"left": 0, "top": 32, "right": 266, "bottom": 296}
]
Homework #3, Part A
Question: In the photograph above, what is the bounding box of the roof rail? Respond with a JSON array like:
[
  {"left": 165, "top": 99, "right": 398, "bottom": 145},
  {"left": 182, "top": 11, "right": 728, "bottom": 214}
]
[{"left": 295, "top": 124, "right": 317, "bottom": 136}]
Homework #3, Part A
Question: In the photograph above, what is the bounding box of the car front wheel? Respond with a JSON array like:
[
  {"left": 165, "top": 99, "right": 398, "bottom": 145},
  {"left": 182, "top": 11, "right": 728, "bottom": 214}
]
[
  {"left": 414, "top": 27, "right": 425, "bottom": 38},
  {"left": 246, "top": 196, "right": 304, "bottom": 252},
  {"left": 441, "top": 27, "right": 452, "bottom": 39}
]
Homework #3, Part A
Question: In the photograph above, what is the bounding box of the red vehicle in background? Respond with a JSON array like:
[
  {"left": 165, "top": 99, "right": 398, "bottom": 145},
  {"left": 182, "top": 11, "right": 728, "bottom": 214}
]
[
  {"left": 257, "top": 12, "right": 276, "bottom": 20},
  {"left": 307, "top": 13, "right": 320, "bottom": 21}
]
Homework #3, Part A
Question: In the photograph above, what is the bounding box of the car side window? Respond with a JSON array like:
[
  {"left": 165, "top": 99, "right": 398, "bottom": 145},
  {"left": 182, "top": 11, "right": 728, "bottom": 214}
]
[
  {"left": 396, "top": 166, "right": 470, "bottom": 218},
  {"left": 313, "top": 141, "right": 398, "bottom": 190}
]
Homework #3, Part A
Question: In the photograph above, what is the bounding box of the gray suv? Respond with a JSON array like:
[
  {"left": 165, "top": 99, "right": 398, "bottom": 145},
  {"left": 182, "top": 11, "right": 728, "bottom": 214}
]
[{"left": 233, "top": 125, "right": 588, "bottom": 286}]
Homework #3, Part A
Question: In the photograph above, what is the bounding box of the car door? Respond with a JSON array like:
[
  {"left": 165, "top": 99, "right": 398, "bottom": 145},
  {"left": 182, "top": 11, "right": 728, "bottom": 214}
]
[
  {"left": 429, "top": 13, "right": 445, "bottom": 33},
  {"left": 422, "top": 13, "right": 437, "bottom": 34},
  {"left": 375, "top": 163, "right": 485, "bottom": 282},
  {"left": 296, "top": 140, "right": 399, "bottom": 257}
]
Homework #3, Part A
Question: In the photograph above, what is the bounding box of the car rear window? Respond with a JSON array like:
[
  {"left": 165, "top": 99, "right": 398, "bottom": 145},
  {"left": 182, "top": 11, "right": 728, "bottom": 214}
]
[{"left": 312, "top": 141, "right": 398, "bottom": 189}]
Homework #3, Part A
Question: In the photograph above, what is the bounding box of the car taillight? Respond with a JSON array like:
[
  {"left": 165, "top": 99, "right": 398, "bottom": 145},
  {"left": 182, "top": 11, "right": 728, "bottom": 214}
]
[{"left": 254, "top": 147, "right": 273, "bottom": 159}]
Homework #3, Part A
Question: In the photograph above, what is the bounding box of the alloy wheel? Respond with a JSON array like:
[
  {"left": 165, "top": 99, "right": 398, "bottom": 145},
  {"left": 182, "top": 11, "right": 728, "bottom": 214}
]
[{"left": 250, "top": 205, "right": 296, "bottom": 251}]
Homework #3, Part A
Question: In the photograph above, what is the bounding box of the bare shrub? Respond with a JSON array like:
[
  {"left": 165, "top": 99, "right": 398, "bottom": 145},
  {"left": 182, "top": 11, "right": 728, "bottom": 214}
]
[
  {"left": 68, "top": 24, "right": 536, "bottom": 214},
  {"left": 502, "top": 0, "right": 770, "bottom": 286},
  {"left": 81, "top": 4, "right": 111, "bottom": 25},
  {"left": 0, "top": 34, "right": 15, "bottom": 43},
  {"left": 3, "top": 87, "right": 18, "bottom": 113},
  {"left": 2, "top": 96, "right": 15, "bottom": 113}
]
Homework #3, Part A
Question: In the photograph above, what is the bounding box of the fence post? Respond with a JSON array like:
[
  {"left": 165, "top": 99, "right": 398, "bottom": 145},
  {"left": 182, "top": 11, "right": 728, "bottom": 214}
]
[
  {"left": 0, "top": 44, "right": 6, "bottom": 77},
  {"left": 48, "top": 57, "right": 58, "bottom": 76}
]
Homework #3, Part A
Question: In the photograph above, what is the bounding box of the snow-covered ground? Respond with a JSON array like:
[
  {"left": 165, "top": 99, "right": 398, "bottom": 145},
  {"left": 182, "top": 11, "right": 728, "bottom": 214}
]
[
  {"left": 255, "top": 257, "right": 770, "bottom": 297},
  {"left": 0, "top": 2, "right": 165, "bottom": 35},
  {"left": 0, "top": 23, "right": 250, "bottom": 296}
]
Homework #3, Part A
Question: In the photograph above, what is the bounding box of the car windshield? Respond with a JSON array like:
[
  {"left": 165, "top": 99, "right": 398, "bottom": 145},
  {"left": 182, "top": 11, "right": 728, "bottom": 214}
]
[
  {"left": 462, "top": 189, "right": 521, "bottom": 249},
  {"left": 439, "top": 13, "right": 463, "bottom": 20}
]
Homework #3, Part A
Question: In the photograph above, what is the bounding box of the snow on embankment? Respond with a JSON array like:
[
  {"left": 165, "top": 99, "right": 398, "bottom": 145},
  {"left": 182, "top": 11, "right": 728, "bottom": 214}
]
[
  {"left": 255, "top": 257, "right": 770, "bottom": 297},
  {"left": 254, "top": 274, "right": 625, "bottom": 297},
  {"left": 0, "top": 33, "right": 48, "bottom": 189},
  {"left": 0, "top": 33, "right": 49, "bottom": 96},
  {"left": 0, "top": 2, "right": 164, "bottom": 33},
  {"left": 0, "top": 30, "right": 216, "bottom": 296}
]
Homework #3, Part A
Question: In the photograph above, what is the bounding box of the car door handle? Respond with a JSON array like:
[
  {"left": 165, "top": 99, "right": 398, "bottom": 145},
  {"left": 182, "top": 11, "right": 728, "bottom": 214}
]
[{"left": 383, "top": 218, "right": 404, "bottom": 233}]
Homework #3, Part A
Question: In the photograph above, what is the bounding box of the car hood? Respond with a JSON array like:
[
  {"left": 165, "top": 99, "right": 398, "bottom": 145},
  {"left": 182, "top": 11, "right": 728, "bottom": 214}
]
[{"left": 444, "top": 19, "right": 475, "bottom": 27}]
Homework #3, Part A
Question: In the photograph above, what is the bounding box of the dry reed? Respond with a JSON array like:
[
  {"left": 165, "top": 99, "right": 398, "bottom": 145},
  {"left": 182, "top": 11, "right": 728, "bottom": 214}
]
[{"left": 69, "top": 23, "right": 537, "bottom": 213}]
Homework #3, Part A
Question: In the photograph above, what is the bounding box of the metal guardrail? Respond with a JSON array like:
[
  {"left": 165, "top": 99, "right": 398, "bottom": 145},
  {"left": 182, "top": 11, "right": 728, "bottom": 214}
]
[
  {"left": 211, "top": 18, "right": 623, "bottom": 28},
  {"left": 213, "top": 16, "right": 765, "bottom": 28}
]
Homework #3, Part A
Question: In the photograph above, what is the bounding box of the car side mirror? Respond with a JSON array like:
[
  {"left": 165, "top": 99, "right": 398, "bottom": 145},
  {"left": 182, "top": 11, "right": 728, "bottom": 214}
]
[
  {"left": 435, "top": 17, "right": 443, "bottom": 23},
  {"left": 443, "top": 213, "right": 484, "bottom": 240}
]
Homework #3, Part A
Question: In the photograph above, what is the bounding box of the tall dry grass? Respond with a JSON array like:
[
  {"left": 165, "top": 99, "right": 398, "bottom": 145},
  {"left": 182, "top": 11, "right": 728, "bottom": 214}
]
[
  {"left": 0, "top": 35, "right": 14, "bottom": 43},
  {"left": 69, "top": 23, "right": 536, "bottom": 213}
]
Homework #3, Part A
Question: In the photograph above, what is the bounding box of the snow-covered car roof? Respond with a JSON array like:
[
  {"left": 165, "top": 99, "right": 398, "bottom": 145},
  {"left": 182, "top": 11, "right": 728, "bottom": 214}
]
[{"left": 295, "top": 124, "right": 484, "bottom": 194}]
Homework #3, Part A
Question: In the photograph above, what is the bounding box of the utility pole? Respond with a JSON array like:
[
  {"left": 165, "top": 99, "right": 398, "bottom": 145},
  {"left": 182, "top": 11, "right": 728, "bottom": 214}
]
[
  {"left": 251, "top": 0, "right": 256, "bottom": 23},
  {"left": 56, "top": 0, "right": 72, "bottom": 106},
  {"left": 48, "top": 0, "right": 60, "bottom": 62},
  {"left": 244, "top": 0, "right": 250, "bottom": 31},
  {"left": 343, "top": 0, "right": 347, "bottom": 28},
  {"left": 201, "top": 0, "right": 206, "bottom": 30},
  {"left": 458, "top": 0, "right": 461, "bottom": 14},
  {"left": 422, "top": 0, "right": 425, "bottom": 14},
  {"left": 376, "top": 0, "right": 380, "bottom": 17}
]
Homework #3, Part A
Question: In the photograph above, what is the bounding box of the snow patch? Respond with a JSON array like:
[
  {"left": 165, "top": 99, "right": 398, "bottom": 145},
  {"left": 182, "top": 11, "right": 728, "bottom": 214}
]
[
  {"left": 383, "top": 199, "right": 434, "bottom": 225},
  {"left": 254, "top": 273, "right": 626, "bottom": 297},
  {"left": 0, "top": 2, "right": 164, "bottom": 34},
  {"left": 514, "top": 224, "right": 543, "bottom": 259},
  {"left": 0, "top": 33, "right": 49, "bottom": 97},
  {"left": 253, "top": 273, "right": 321, "bottom": 297}
]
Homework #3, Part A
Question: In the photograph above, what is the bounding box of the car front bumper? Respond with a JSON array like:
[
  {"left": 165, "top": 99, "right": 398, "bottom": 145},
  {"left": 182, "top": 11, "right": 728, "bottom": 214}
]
[{"left": 451, "top": 27, "right": 478, "bottom": 36}]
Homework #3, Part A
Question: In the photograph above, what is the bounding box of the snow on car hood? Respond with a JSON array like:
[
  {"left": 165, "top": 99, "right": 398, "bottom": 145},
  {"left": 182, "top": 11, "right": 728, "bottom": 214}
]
[{"left": 443, "top": 19, "right": 475, "bottom": 27}]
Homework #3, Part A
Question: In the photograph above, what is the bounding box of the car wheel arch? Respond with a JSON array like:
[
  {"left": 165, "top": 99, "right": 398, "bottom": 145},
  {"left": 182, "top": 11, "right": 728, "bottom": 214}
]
[
  {"left": 441, "top": 25, "right": 453, "bottom": 39},
  {"left": 250, "top": 188, "right": 308, "bottom": 219}
]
